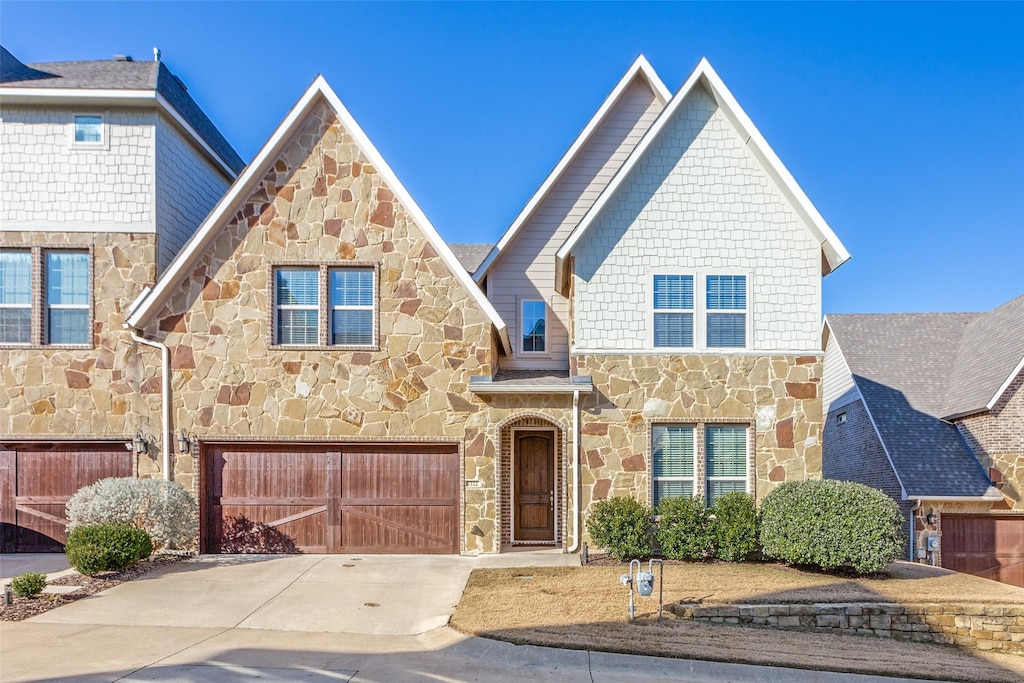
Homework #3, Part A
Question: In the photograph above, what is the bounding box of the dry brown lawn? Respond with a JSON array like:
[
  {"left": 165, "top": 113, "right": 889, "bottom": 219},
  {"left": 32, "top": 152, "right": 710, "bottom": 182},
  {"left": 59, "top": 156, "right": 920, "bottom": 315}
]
[{"left": 451, "top": 562, "right": 1024, "bottom": 682}]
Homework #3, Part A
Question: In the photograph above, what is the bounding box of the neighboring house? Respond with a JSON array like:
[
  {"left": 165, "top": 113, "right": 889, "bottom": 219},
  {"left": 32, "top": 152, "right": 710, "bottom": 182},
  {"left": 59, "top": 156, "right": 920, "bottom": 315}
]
[
  {"left": 3, "top": 53, "right": 849, "bottom": 557},
  {"left": 0, "top": 46, "right": 243, "bottom": 551},
  {"left": 823, "top": 295, "right": 1024, "bottom": 586}
]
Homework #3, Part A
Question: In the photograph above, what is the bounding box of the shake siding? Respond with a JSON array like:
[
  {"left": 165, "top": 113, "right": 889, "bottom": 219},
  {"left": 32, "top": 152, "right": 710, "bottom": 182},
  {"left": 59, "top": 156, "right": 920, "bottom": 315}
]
[
  {"left": 490, "top": 78, "right": 663, "bottom": 369},
  {"left": 823, "top": 329, "right": 859, "bottom": 414}
]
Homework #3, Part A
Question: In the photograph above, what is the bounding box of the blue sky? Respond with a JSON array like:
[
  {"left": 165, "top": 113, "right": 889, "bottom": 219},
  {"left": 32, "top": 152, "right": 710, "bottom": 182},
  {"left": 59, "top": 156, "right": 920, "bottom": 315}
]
[{"left": 3, "top": 2, "right": 1021, "bottom": 315}]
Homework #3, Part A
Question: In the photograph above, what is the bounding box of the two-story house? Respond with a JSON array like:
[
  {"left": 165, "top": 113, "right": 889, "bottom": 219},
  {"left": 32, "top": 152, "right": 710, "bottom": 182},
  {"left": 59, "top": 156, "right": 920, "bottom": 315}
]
[
  {"left": 0, "top": 46, "right": 244, "bottom": 551},
  {"left": 115, "top": 56, "right": 848, "bottom": 556},
  {"left": 823, "top": 295, "right": 1024, "bottom": 586}
]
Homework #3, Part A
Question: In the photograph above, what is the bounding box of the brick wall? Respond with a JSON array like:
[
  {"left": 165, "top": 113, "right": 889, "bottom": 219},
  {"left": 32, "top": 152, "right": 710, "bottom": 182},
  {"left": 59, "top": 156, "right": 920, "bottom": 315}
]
[
  {"left": 573, "top": 84, "right": 821, "bottom": 353},
  {"left": 956, "top": 371, "right": 1024, "bottom": 510}
]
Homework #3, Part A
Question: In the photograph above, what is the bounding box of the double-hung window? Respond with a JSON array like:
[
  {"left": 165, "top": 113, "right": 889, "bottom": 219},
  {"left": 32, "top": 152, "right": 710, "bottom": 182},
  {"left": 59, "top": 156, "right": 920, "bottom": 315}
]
[
  {"left": 273, "top": 265, "right": 376, "bottom": 347},
  {"left": 652, "top": 274, "right": 694, "bottom": 348},
  {"left": 706, "top": 275, "right": 747, "bottom": 348},
  {"left": 652, "top": 424, "right": 748, "bottom": 506},
  {"left": 0, "top": 248, "right": 91, "bottom": 346},
  {"left": 521, "top": 300, "right": 546, "bottom": 354},
  {"left": 0, "top": 251, "right": 32, "bottom": 344}
]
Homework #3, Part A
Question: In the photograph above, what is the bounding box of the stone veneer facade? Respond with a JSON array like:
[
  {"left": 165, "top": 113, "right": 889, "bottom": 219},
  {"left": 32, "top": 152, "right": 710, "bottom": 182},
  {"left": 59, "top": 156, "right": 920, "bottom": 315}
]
[
  {"left": 0, "top": 230, "right": 162, "bottom": 481},
  {"left": 146, "top": 99, "right": 503, "bottom": 552}
]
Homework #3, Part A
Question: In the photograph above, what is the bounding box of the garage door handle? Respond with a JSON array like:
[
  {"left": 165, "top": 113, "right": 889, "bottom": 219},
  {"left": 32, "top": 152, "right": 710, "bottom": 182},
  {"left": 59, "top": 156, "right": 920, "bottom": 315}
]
[{"left": 549, "top": 491, "right": 554, "bottom": 509}]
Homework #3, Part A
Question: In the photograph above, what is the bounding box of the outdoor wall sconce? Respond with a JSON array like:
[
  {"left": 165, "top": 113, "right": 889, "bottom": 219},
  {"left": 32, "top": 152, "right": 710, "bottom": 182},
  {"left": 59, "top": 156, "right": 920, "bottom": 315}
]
[
  {"left": 926, "top": 511, "right": 936, "bottom": 526},
  {"left": 177, "top": 429, "right": 197, "bottom": 454},
  {"left": 133, "top": 431, "right": 148, "bottom": 456}
]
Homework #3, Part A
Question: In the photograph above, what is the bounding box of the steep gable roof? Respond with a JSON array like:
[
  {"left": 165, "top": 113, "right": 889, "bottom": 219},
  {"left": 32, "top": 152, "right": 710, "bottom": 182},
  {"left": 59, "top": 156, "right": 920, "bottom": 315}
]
[
  {"left": 555, "top": 57, "right": 851, "bottom": 290},
  {"left": 449, "top": 244, "right": 493, "bottom": 273},
  {"left": 944, "top": 294, "right": 1024, "bottom": 419},
  {"left": 825, "top": 314, "right": 997, "bottom": 499},
  {"left": 126, "top": 76, "right": 510, "bottom": 354},
  {"left": 472, "top": 55, "right": 670, "bottom": 281},
  {"left": 0, "top": 46, "right": 244, "bottom": 175}
]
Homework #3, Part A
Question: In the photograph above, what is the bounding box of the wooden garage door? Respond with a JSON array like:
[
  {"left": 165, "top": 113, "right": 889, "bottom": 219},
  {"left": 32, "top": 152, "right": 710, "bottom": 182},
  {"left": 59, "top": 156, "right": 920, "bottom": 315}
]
[
  {"left": 942, "top": 515, "right": 1024, "bottom": 588},
  {"left": 205, "top": 443, "right": 459, "bottom": 554},
  {"left": 0, "top": 443, "right": 133, "bottom": 553}
]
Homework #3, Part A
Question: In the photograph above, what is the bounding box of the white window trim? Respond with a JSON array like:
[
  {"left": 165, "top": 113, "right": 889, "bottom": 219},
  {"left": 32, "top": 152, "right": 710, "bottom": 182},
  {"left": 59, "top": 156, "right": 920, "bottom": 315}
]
[
  {"left": 274, "top": 268, "right": 320, "bottom": 346},
  {"left": 0, "top": 250, "right": 32, "bottom": 345},
  {"left": 518, "top": 298, "right": 549, "bottom": 357},
  {"left": 648, "top": 269, "right": 751, "bottom": 352},
  {"left": 509, "top": 426, "right": 558, "bottom": 544},
  {"left": 651, "top": 425, "right": 697, "bottom": 506},
  {"left": 70, "top": 112, "right": 110, "bottom": 151}
]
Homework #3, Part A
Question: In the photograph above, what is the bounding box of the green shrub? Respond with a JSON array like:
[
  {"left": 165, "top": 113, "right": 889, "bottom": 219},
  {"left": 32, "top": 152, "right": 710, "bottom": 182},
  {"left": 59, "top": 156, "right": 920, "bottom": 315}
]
[
  {"left": 655, "top": 496, "right": 715, "bottom": 560},
  {"left": 711, "top": 492, "right": 759, "bottom": 562},
  {"left": 586, "top": 497, "right": 653, "bottom": 561},
  {"left": 65, "top": 524, "right": 153, "bottom": 576},
  {"left": 10, "top": 572, "right": 47, "bottom": 598},
  {"left": 760, "top": 480, "right": 904, "bottom": 574}
]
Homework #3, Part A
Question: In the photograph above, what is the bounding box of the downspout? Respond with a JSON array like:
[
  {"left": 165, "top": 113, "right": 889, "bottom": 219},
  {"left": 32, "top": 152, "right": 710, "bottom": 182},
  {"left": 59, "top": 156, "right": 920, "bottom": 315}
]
[
  {"left": 128, "top": 328, "right": 172, "bottom": 481},
  {"left": 567, "top": 389, "right": 582, "bottom": 553}
]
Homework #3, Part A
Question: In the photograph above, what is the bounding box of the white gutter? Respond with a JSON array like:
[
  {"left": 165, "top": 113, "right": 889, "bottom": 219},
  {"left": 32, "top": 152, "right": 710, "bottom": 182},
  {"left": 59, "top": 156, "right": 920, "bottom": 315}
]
[
  {"left": 567, "top": 390, "right": 582, "bottom": 553},
  {"left": 906, "top": 495, "right": 1002, "bottom": 502},
  {"left": 128, "top": 328, "right": 172, "bottom": 481}
]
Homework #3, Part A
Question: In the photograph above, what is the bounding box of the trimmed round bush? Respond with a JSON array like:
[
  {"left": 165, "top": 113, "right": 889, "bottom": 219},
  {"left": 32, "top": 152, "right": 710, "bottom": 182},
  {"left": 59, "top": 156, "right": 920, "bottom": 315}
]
[
  {"left": 65, "top": 524, "right": 153, "bottom": 576},
  {"left": 66, "top": 477, "right": 198, "bottom": 551},
  {"left": 10, "top": 572, "right": 47, "bottom": 598},
  {"left": 586, "top": 497, "right": 653, "bottom": 561},
  {"left": 760, "top": 480, "right": 904, "bottom": 574},
  {"left": 655, "top": 496, "right": 715, "bottom": 561},
  {"left": 710, "top": 492, "right": 759, "bottom": 562}
]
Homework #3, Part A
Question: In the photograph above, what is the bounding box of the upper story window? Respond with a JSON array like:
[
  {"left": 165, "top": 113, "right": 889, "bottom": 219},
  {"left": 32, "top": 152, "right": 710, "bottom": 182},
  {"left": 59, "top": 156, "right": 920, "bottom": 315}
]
[
  {"left": 0, "top": 248, "right": 92, "bottom": 347},
  {"left": 651, "top": 273, "right": 748, "bottom": 350},
  {"left": 71, "top": 114, "right": 108, "bottom": 149},
  {"left": 521, "top": 300, "right": 546, "bottom": 354},
  {"left": 273, "top": 264, "right": 376, "bottom": 349},
  {"left": 0, "top": 250, "right": 32, "bottom": 344},
  {"left": 652, "top": 274, "right": 694, "bottom": 348},
  {"left": 706, "top": 275, "right": 747, "bottom": 348},
  {"left": 651, "top": 424, "right": 749, "bottom": 507}
]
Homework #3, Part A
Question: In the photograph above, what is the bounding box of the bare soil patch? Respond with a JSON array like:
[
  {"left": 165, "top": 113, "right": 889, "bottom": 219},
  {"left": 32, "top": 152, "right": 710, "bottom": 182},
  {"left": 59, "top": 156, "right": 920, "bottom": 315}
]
[
  {"left": 451, "top": 562, "right": 1024, "bottom": 682},
  {"left": 1, "top": 554, "right": 185, "bottom": 622}
]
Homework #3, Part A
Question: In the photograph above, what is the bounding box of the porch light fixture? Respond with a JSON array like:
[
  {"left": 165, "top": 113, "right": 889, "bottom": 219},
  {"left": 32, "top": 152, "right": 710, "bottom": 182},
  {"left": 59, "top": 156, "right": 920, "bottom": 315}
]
[
  {"left": 177, "top": 429, "right": 196, "bottom": 454},
  {"left": 133, "top": 431, "right": 148, "bottom": 456},
  {"left": 926, "top": 511, "right": 936, "bottom": 526}
]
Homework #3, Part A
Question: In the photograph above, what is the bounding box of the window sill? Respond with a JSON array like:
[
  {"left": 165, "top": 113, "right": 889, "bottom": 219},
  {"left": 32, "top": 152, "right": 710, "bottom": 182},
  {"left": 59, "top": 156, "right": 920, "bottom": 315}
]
[{"left": 0, "top": 344, "right": 94, "bottom": 351}]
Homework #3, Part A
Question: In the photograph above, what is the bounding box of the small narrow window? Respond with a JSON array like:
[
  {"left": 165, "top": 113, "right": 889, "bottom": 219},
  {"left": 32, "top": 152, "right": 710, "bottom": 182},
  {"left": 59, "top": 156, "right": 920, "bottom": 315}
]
[
  {"left": 275, "top": 268, "right": 319, "bottom": 345},
  {"left": 653, "top": 274, "right": 694, "bottom": 348},
  {"left": 706, "top": 275, "right": 747, "bottom": 348},
  {"left": 836, "top": 412, "right": 848, "bottom": 424},
  {"left": 74, "top": 115, "right": 103, "bottom": 144},
  {"left": 0, "top": 250, "right": 32, "bottom": 344},
  {"left": 521, "top": 300, "right": 546, "bottom": 353},
  {"left": 705, "top": 425, "right": 748, "bottom": 504},
  {"left": 330, "top": 268, "right": 374, "bottom": 346},
  {"left": 652, "top": 425, "right": 695, "bottom": 505},
  {"left": 45, "top": 251, "right": 90, "bottom": 344}
]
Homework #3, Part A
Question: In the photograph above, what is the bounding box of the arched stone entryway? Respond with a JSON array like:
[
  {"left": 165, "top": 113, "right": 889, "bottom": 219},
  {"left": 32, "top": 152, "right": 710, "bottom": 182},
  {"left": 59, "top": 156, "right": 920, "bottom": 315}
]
[{"left": 498, "top": 414, "right": 566, "bottom": 547}]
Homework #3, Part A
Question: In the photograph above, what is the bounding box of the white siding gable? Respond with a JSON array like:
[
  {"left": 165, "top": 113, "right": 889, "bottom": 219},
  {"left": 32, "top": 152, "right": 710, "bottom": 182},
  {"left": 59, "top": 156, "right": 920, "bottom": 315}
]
[
  {"left": 573, "top": 85, "right": 822, "bottom": 353},
  {"left": 489, "top": 78, "right": 663, "bottom": 369},
  {"left": 823, "top": 324, "right": 860, "bottom": 414}
]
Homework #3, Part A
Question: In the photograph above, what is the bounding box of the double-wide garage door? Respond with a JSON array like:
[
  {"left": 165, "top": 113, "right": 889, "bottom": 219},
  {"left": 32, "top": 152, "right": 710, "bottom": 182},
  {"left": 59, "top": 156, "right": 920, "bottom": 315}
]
[
  {"left": 204, "top": 443, "right": 459, "bottom": 554},
  {"left": 942, "top": 514, "right": 1024, "bottom": 588},
  {"left": 1, "top": 443, "right": 133, "bottom": 553}
]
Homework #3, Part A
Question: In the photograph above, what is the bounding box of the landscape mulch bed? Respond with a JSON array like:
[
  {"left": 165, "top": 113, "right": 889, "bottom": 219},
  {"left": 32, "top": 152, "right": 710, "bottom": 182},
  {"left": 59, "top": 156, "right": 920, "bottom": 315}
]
[{"left": 1, "top": 554, "right": 186, "bottom": 622}]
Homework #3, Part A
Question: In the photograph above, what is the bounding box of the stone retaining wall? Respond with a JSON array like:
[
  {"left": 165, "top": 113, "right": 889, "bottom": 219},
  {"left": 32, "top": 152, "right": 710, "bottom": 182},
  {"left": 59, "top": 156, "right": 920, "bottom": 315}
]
[{"left": 670, "top": 602, "right": 1024, "bottom": 653}]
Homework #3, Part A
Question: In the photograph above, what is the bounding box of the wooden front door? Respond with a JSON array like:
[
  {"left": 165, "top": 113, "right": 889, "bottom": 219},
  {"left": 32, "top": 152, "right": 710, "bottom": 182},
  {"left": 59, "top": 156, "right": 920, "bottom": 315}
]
[
  {"left": 0, "top": 443, "right": 133, "bottom": 553},
  {"left": 513, "top": 430, "right": 555, "bottom": 542}
]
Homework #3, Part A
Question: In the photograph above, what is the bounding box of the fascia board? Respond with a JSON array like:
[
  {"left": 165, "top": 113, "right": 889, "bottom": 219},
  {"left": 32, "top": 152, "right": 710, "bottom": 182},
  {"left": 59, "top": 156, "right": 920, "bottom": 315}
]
[
  {"left": 127, "top": 77, "right": 329, "bottom": 328},
  {"left": 473, "top": 55, "right": 669, "bottom": 283},
  {"left": 555, "top": 57, "right": 852, "bottom": 286},
  {"left": 0, "top": 87, "right": 155, "bottom": 103}
]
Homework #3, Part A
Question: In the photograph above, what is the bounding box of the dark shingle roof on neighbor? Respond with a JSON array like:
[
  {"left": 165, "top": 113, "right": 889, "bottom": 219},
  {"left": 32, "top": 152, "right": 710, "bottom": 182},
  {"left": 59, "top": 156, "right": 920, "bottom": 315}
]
[
  {"left": 449, "top": 244, "right": 493, "bottom": 273},
  {"left": 828, "top": 294, "right": 1024, "bottom": 498},
  {"left": 0, "top": 46, "right": 245, "bottom": 174}
]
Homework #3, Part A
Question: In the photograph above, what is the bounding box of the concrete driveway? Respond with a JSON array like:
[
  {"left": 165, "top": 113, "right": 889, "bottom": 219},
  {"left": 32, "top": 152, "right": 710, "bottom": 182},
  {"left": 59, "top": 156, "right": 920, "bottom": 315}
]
[{"left": 1, "top": 552, "right": 953, "bottom": 683}]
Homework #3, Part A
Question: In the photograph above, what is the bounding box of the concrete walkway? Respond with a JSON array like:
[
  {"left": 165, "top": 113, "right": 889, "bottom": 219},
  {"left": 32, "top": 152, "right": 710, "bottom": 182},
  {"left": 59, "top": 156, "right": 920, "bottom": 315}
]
[{"left": 1, "top": 552, "right": 954, "bottom": 682}]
